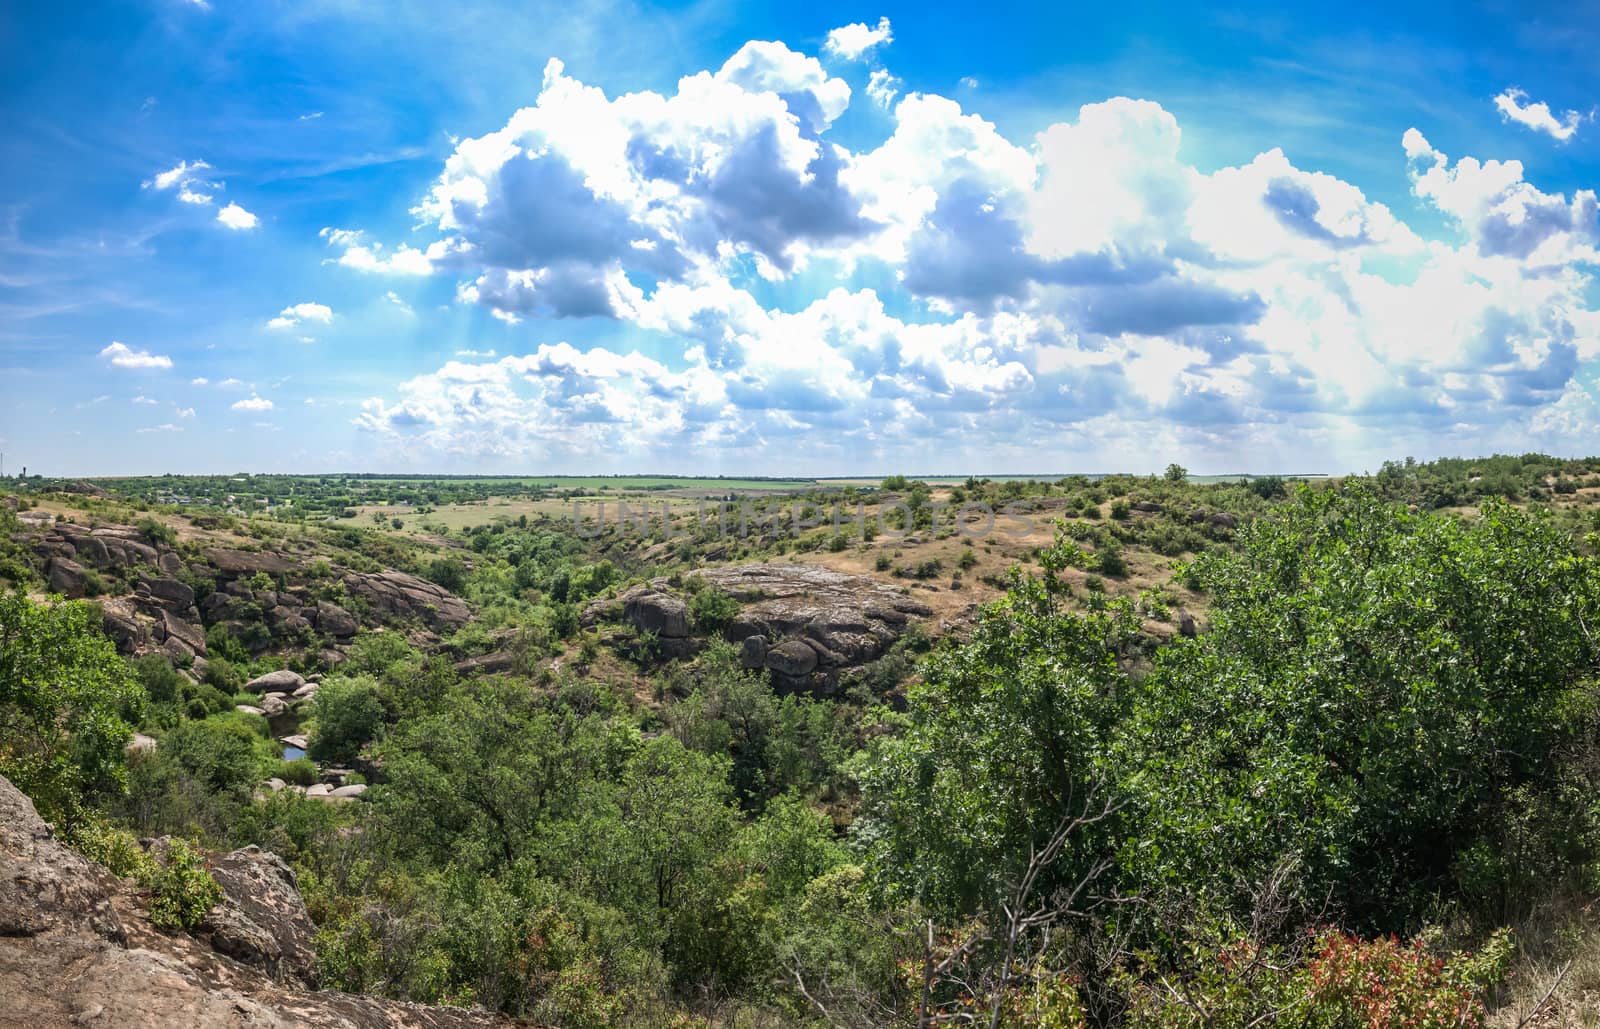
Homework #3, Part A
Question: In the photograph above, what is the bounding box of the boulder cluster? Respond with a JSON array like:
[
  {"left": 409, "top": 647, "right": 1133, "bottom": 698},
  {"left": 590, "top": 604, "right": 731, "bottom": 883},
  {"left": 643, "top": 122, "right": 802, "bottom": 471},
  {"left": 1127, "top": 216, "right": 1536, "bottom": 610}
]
[
  {"left": 584, "top": 563, "right": 933, "bottom": 693},
  {"left": 19, "top": 520, "right": 470, "bottom": 669}
]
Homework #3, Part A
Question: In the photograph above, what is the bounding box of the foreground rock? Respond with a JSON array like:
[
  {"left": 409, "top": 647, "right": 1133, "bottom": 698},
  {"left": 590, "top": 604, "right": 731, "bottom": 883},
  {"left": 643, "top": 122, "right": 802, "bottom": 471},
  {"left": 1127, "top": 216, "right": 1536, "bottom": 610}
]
[
  {"left": 200, "top": 846, "right": 318, "bottom": 985},
  {"left": 0, "top": 774, "right": 518, "bottom": 1028}
]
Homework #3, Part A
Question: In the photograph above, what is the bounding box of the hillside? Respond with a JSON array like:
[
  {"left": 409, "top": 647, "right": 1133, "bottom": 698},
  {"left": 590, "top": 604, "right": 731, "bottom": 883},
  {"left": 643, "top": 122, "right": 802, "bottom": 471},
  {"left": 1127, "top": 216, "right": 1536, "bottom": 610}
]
[{"left": 4, "top": 454, "right": 1600, "bottom": 1025}]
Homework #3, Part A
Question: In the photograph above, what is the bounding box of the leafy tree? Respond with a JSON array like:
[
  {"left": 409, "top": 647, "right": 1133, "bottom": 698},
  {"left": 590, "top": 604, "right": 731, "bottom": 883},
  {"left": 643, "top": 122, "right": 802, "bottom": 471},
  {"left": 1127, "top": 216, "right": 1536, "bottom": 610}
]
[
  {"left": 859, "top": 549, "right": 1139, "bottom": 916},
  {"left": 371, "top": 678, "right": 623, "bottom": 872},
  {"left": 1164, "top": 463, "right": 1188, "bottom": 482},
  {"left": 426, "top": 555, "right": 468, "bottom": 594},
  {"left": 162, "top": 714, "right": 277, "bottom": 795},
  {"left": 307, "top": 674, "right": 387, "bottom": 764},
  {"left": 0, "top": 591, "right": 144, "bottom": 828},
  {"left": 1124, "top": 486, "right": 1600, "bottom": 925}
]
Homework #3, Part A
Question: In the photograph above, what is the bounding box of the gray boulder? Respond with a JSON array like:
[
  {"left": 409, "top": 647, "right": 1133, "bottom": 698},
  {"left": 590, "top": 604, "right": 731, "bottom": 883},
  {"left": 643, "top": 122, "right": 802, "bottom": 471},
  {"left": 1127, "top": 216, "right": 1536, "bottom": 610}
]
[
  {"left": 201, "top": 846, "right": 319, "bottom": 986},
  {"left": 620, "top": 586, "right": 691, "bottom": 638},
  {"left": 765, "top": 640, "right": 819, "bottom": 678},
  {"left": 314, "top": 601, "right": 358, "bottom": 637},
  {"left": 739, "top": 635, "right": 768, "bottom": 669},
  {"left": 46, "top": 556, "right": 91, "bottom": 597},
  {"left": 244, "top": 669, "right": 305, "bottom": 694},
  {"left": 139, "top": 576, "right": 195, "bottom": 609}
]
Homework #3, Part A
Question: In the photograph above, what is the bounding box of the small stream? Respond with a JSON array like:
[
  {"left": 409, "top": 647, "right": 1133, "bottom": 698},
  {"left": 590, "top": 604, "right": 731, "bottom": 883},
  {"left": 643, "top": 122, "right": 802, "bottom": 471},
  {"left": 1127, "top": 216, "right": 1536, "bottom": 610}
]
[{"left": 269, "top": 710, "right": 305, "bottom": 760}]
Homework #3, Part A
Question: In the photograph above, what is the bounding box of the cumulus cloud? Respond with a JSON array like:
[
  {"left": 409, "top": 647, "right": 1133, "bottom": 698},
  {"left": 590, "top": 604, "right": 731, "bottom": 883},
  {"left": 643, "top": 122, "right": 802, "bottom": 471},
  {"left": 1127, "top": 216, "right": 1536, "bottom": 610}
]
[
  {"left": 136, "top": 423, "right": 184, "bottom": 433},
  {"left": 100, "top": 342, "right": 172, "bottom": 369},
  {"left": 216, "top": 202, "right": 258, "bottom": 230},
  {"left": 823, "top": 17, "right": 892, "bottom": 60},
  {"left": 1494, "top": 88, "right": 1587, "bottom": 141},
  {"left": 391, "top": 44, "right": 867, "bottom": 320},
  {"left": 267, "top": 302, "right": 334, "bottom": 329},
  {"left": 132, "top": 394, "right": 158, "bottom": 405},
  {"left": 866, "top": 69, "right": 901, "bottom": 109},
  {"left": 349, "top": 37, "right": 1600, "bottom": 469},
  {"left": 231, "top": 395, "right": 274, "bottom": 412},
  {"left": 190, "top": 377, "right": 208, "bottom": 385},
  {"left": 1405, "top": 128, "right": 1599, "bottom": 265}
]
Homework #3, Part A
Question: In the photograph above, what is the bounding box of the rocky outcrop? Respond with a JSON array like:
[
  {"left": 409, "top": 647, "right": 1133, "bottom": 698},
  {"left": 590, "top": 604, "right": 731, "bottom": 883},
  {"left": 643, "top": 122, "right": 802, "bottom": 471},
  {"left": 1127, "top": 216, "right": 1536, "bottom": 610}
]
[
  {"left": 0, "top": 776, "right": 124, "bottom": 942},
  {"left": 342, "top": 570, "right": 471, "bottom": 630},
  {"left": 693, "top": 563, "right": 932, "bottom": 682},
  {"left": 0, "top": 774, "right": 517, "bottom": 1028},
  {"left": 585, "top": 563, "right": 932, "bottom": 693}
]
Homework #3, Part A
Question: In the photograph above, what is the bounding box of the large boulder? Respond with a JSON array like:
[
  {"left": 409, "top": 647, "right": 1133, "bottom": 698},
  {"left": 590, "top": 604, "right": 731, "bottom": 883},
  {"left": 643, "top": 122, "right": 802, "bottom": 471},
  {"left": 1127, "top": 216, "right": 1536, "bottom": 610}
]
[
  {"left": 244, "top": 669, "right": 306, "bottom": 695},
  {"left": 0, "top": 776, "right": 123, "bottom": 941},
  {"left": 158, "top": 609, "right": 207, "bottom": 656},
  {"left": 200, "top": 846, "right": 318, "bottom": 986},
  {"left": 620, "top": 585, "right": 690, "bottom": 638},
  {"left": 765, "top": 639, "right": 819, "bottom": 678},
  {"left": 138, "top": 576, "right": 194, "bottom": 610},
  {"left": 313, "top": 601, "right": 358, "bottom": 638},
  {"left": 99, "top": 599, "right": 152, "bottom": 653},
  {"left": 739, "top": 635, "right": 768, "bottom": 669},
  {"left": 46, "top": 556, "right": 91, "bottom": 597}
]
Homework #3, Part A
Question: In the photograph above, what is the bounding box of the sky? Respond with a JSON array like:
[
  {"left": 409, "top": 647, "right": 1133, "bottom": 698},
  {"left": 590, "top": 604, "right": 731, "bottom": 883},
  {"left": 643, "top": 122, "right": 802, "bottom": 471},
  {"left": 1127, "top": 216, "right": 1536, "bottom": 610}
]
[{"left": 3, "top": 1, "right": 1599, "bottom": 476}]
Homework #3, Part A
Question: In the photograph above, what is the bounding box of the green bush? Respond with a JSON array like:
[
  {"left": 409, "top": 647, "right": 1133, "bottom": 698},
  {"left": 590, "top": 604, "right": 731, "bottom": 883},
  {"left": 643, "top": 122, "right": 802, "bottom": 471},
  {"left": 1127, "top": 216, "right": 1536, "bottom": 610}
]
[
  {"left": 142, "top": 838, "right": 223, "bottom": 930},
  {"left": 68, "top": 815, "right": 156, "bottom": 880},
  {"left": 0, "top": 592, "right": 144, "bottom": 829},
  {"left": 278, "top": 757, "right": 319, "bottom": 786},
  {"left": 308, "top": 675, "right": 387, "bottom": 764},
  {"left": 689, "top": 586, "right": 740, "bottom": 633},
  {"left": 162, "top": 715, "right": 276, "bottom": 795}
]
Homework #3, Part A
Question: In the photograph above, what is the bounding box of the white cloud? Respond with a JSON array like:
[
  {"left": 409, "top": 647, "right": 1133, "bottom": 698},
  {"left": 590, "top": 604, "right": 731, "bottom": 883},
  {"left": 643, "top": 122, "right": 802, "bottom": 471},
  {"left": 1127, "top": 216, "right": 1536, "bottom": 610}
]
[
  {"left": 216, "top": 202, "right": 259, "bottom": 230},
  {"left": 190, "top": 377, "right": 208, "bottom": 385},
  {"left": 866, "top": 69, "right": 901, "bottom": 109},
  {"left": 404, "top": 44, "right": 861, "bottom": 320},
  {"left": 1405, "top": 128, "right": 1599, "bottom": 266},
  {"left": 351, "top": 37, "right": 1600, "bottom": 470},
  {"left": 132, "top": 394, "right": 158, "bottom": 405},
  {"left": 175, "top": 406, "right": 196, "bottom": 418},
  {"left": 136, "top": 423, "right": 184, "bottom": 433},
  {"left": 300, "top": 111, "right": 324, "bottom": 120},
  {"left": 218, "top": 377, "right": 244, "bottom": 389},
  {"left": 1494, "top": 88, "right": 1586, "bottom": 142},
  {"left": 384, "top": 291, "right": 415, "bottom": 316},
  {"left": 266, "top": 302, "right": 334, "bottom": 329},
  {"left": 231, "top": 395, "right": 274, "bottom": 412},
  {"left": 100, "top": 342, "right": 172, "bottom": 370},
  {"left": 823, "top": 17, "right": 892, "bottom": 60},
  {"left": 144, "top": 159, "right": 219, "bottom": 205}
]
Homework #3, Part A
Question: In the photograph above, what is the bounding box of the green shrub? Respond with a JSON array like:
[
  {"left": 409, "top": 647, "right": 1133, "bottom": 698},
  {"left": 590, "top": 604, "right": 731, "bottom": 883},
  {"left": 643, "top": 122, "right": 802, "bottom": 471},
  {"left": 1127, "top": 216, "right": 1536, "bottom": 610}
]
[
  {"left": 278, "top": 757, "right": 319, "bottom": 786},
  {"left": 142, "top": 838, "right": 223, "bottom": 930},
  {"left": 308, "top": 675, "right": 387, "bottom": 764},
  {"left": 68, "top": 815, "right": 156, "bottom": 880},
  {"left": 689, "top": 586, "right": 740, "bottom": 633}
]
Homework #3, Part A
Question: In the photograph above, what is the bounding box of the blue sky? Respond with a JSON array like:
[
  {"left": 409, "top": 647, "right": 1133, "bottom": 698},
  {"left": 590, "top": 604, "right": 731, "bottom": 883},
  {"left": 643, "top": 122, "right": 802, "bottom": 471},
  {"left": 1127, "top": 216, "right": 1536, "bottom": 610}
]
[{"left": 3, "top": 1, "right": 1599, "bottom": 476}]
